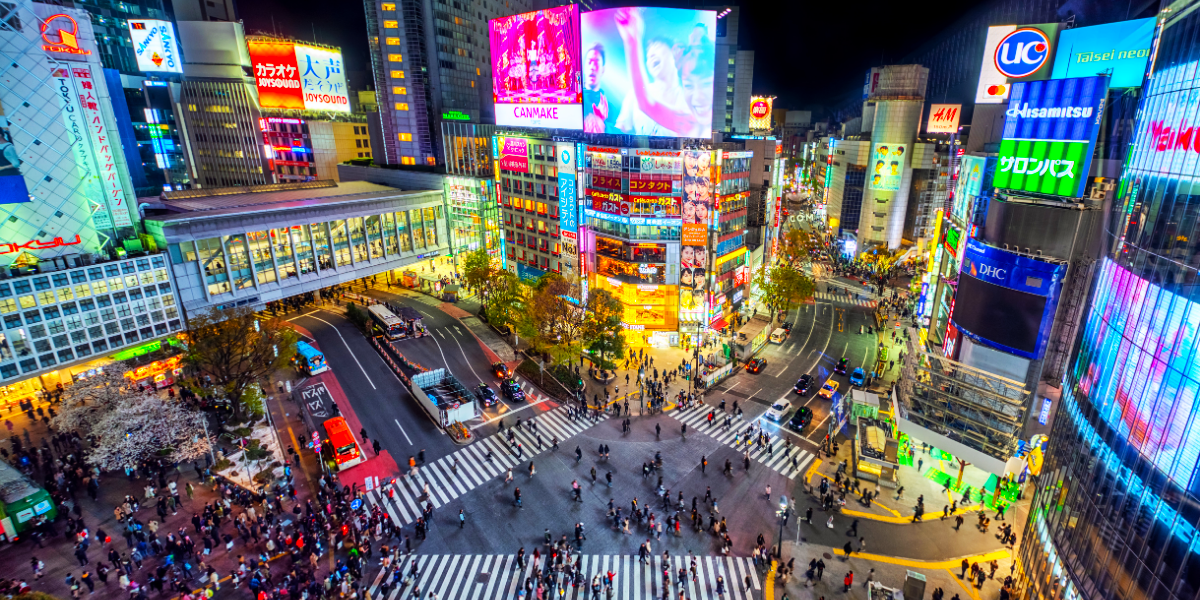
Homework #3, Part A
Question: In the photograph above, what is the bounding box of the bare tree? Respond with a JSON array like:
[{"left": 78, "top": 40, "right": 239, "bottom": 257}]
[{"left": 184, "top": 306, "right": 298, "bottom": 421}]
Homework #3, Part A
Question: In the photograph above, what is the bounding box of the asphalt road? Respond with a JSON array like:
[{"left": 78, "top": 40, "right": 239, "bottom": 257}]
[{"left": 286, "top": 307, "right": 458, "bottom": 461}]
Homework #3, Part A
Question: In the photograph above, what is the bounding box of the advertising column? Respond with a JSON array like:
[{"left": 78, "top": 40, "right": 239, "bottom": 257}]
[{"left": 556, "top": 141, "right": 578, "bottom": 277}]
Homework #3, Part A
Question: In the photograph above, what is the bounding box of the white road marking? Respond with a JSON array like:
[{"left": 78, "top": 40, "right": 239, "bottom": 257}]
[
  {"left": 302, "top": 313, "right": 376, "bottom": 390},
  {"left": 394, "top": 418, "right": 414, "bottom": 445}
]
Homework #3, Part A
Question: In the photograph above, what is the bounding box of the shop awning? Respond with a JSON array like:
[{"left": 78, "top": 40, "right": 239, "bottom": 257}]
[{"left": 708, "top": 316, "right": 728, "bottom": 331}]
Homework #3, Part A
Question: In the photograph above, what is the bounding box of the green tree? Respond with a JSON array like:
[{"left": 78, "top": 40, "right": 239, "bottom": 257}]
[
  {"left": 485, "top": 269, "right": 525, "bottom": 332},
  {"left": 753, "top": 262, "right": 816, "bottom": 323},
  {"left": 582, "top": 288, "right": 625, "bottom": 369},
  {"left": 460, "top": 249, "right": 493, "bottom": 307},
  {"left": 184, "top": 306, "right": 298, "bottom": 421}
]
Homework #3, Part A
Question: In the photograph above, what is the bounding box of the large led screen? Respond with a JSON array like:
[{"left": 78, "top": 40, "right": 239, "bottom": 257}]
[
  {"left": 580, "top": 7, "right": 716, "bottom": 137},
  {"left": 248, "top": 40, "right": 350, "bottom": 112},
  {"left": 1073, "top": 259, "right": 1200, "bottom": 488},
  {"left": 952, "top": 272, "right": 1048, "bottom": 355},
  {"left": 490, "top": 6, "right": 582, "bottom": 129}
]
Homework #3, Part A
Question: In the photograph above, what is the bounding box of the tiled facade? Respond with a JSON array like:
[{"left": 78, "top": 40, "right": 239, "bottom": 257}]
[
  {"left": 499, "top": 138, "right": 569, "bottom": 276},
  {"left": 0, "top": 256, "right": 181, "bottom": 382}
]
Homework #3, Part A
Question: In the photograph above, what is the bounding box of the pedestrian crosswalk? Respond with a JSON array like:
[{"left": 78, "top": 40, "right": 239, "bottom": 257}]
[
  {"left": 369, "top": 553, "right": 762, "bottom": 600},
  {"left": 813, "top": 291, "right": 876, "bottom": 308},
  {"left": 364, "top": 406, "right": 607, "bottom": 526},
  {"left": 669, "top": 406, "right": 816, "bottom": 480}
]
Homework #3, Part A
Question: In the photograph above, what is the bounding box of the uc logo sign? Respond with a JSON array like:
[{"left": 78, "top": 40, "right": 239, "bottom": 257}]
[
  {"left": 994, "top": 28, "right": 1051, "bottom": 79},
  {"left": 560, "top": 149, "right": 571, "bottom": 165}
]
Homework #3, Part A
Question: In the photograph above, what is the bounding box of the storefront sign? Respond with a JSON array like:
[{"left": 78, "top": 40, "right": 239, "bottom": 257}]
[
  {"left": 590, "top": 174, "right": 622, "bottom": 190},
  {"left": 629, "top": 179, "right": 673, "bottom": 193}
]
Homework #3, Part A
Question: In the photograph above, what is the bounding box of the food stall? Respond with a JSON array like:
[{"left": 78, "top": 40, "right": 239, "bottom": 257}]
[{"left": 124, "top": 355, "right": 184, "bottom": 389}]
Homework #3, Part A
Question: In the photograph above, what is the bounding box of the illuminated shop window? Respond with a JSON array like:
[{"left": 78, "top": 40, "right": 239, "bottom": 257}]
[
  {"left": 395, "top": 103, "right": 410, "bottom": 111},
  {"left": 381, "top": 2, "right": 395, "bottom": 10},
  {"left": 384, "top": 20, "right": 398, "bottom": 28},
  {"left": 388, "top": 54, "right": 403, "bottom": 62},
  {"left": 386, "top": 37, "right": 400, "bottom": 45},
  {"left": 398, "top": 133, "right": 413, "bottom": 142},
  {"left": 392, "top": 86, "right": 407, "bottom": 95},
  {"left": 391, "top": 70, "right": 405, "bottom": 79}
]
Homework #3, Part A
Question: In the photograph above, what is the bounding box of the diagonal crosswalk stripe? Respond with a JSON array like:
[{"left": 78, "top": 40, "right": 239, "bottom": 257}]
[
  {"left": 365, "top": 406, "right": 608, "bottom": 526},
  {"left": 369, "top": 553, "right": 761, "bottom": 600},
  {"left": 669, "top": 406, "right": 816, "bottom": 479}
]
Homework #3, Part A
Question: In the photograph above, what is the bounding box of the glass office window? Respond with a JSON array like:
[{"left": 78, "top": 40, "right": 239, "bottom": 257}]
[
  {"left": 348, "top": 217, "right": 368, "bottom": 263},
  {"left": 396, "top": 211, "right": 412, "bottom": 252},
  {"left": 410, "top": 209, "right": 426, "bottom": 249},
  {"left": 247, "top": 230, "right": 276, "bottom": 285},
  {"left": 197, "top": 238, "right": 230, "bottom": 295},
  {"left": 330, "top": 220, "right": 352, "bottom": 267},
  {"left": 272, "top": 228, "right": 296, "bottom": 280},
  {"left": 383, "top": 213, "right": 399, "bottom": 255},
  {"left": 291, "top": 225, "right": 315, "bottom": 275},
  {"left": 365, "top": 215, "right": 384, "bottom": 260},
  {"left": 223, "top": 235, "right": 254, "bottom": 290},
  {"left": 310, "top": 223, "right": 332, "bottom": 270}
]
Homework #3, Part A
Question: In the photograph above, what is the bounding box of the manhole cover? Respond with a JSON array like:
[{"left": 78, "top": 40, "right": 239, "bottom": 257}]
[
  {"left": 476, "top": 573, "right": 490, "bottom": 584},
  {"left": 823, "top": 552, "right": 833, "bottom": 560}
]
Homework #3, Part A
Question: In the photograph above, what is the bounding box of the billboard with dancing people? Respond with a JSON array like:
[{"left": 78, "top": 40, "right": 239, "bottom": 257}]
[{"left": 490, "top": 6, "right": 583, "bottom": 129}]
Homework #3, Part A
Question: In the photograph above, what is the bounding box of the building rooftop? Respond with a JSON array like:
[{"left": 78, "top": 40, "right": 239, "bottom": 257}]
[{"left": 144, "top": 180, "right": 441, "bottom": 224}]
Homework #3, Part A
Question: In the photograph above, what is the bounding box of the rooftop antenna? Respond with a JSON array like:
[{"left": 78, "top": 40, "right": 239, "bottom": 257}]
[{"left": 312, "top": 22, "right": 317, "bottom": 43}]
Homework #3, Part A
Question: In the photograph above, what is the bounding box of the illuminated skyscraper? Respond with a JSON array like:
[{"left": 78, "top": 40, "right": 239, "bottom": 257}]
[{"left": 1016, "top": 3, "right": 1200, "bottom": 599}]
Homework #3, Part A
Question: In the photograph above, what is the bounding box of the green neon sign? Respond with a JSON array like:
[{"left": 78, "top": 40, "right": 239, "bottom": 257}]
[{"left": 443, "top": 111, "right": 471, "bottom": 121}]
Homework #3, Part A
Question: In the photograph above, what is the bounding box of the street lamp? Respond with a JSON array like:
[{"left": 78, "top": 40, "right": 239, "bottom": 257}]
[{"left": 776, "top": 495, "right": 790, "bottom": 558}]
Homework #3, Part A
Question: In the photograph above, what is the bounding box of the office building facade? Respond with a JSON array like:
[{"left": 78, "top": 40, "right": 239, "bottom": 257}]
[
  {"left": 364, "top": 0, "right": 532, "bottom": 167},
  {"left": 1017, "top": 3, "right": 1200, "bottom": 599}
]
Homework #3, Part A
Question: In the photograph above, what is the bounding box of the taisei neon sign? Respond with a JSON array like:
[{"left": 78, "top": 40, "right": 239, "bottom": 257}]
[{"left": 41, "top": 14, "right": 92, "bottom": 56}]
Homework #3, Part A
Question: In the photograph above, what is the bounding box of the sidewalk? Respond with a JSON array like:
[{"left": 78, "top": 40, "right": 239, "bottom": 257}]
[
  {"left": 0, "top": 388, "right": 322, "bottom": 600},
  {"left": 774, "top": 539, "right": 1016, "bottom": 600}
]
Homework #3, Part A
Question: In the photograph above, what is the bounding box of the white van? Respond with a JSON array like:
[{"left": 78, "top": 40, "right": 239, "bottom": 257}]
[{"left": 769, "top": 328, "right": 788, "bottom": 344}]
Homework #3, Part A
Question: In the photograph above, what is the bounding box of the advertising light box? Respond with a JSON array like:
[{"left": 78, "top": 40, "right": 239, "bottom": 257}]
[
  {"left": 490, "top": 6, "right": 582, "bottom": 129},
  {"left": 580, "top": 7, "right": 716, "bottom": 138},
  {"left": 953, "top": 239, "right": 1064, "bottom": 359},
  {"left": 248, "top": 40, "right": 350, "bottom": 112},
  {"left": 1051, "top": 18, "right": 1155, "bottom": 88},
  {"left": 926, "top": 104, "right": 961, "bottom": 134},
  {"left": 975, "top": 25, "right": 1018, "bottom": 104},
  {"left": 128, "top": 20, "right": 182, "bottom": 73},
  {"left": 869, "top": 143, "right": 906, "bottom": 191},
  {"left": 497, "top": 137, "right": 529, "bottom": 173},
  {"left": 749, "top": 96, "right": 773, "bottom": 130},
  {"left": 994, "top": 76, "right": 1108, "bottom": 197}
]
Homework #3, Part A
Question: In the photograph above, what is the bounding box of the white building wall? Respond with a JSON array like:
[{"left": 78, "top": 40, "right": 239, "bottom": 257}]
[{"left": 863, "top": 100, "right": 922, "bottom": 249}]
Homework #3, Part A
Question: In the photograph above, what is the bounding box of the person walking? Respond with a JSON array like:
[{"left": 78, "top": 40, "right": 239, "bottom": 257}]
[
  {"left": 459, "top": 509, "right": 466, "bottom": 528},
  {"left": 843, "top": 571, "right": 854, "bottom": 592}
]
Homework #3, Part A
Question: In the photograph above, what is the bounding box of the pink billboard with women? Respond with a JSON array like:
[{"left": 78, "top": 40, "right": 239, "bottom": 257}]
[
  {"left": 489, "top": 6, "right": 582, "bottom": 129},
  {"left": 581, "top": 7, "right": 716, "bottom": 138}
]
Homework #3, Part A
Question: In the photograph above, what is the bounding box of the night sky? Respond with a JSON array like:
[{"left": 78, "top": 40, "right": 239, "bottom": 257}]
[{"left": 234, "top": 0, "right": 988, "bottom": 118}]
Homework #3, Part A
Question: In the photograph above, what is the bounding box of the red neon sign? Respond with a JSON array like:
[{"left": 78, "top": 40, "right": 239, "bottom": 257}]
[
  {"left": 41, "top": 14, "right": 92, "bottom": 55},
  {"left": 0, "top": 235, "right": 83, "bottom": 255}
]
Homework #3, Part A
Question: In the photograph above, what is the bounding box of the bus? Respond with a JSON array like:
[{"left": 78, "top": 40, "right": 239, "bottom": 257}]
[
  {"left": 368, "top": 305, "right": 405, "bottom": 340},
  {"left": 293, "top": 341, "right": 329, "bottom": 375},
  {"left": 323, "top": 416, "right": 365, "bottom": 470}
]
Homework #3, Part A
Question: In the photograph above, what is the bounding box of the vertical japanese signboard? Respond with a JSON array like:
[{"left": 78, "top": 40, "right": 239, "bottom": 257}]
[
  {"left": 70, "top": 65, "right": 133, "bottom": 227},
  {"left": 52, "top": 66, "right": 112, "bottom": 231}
]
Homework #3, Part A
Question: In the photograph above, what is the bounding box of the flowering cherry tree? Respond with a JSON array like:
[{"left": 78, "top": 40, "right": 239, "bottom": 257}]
[{"left": 53, "top": 365, "right": 211, "bottom": 470}]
